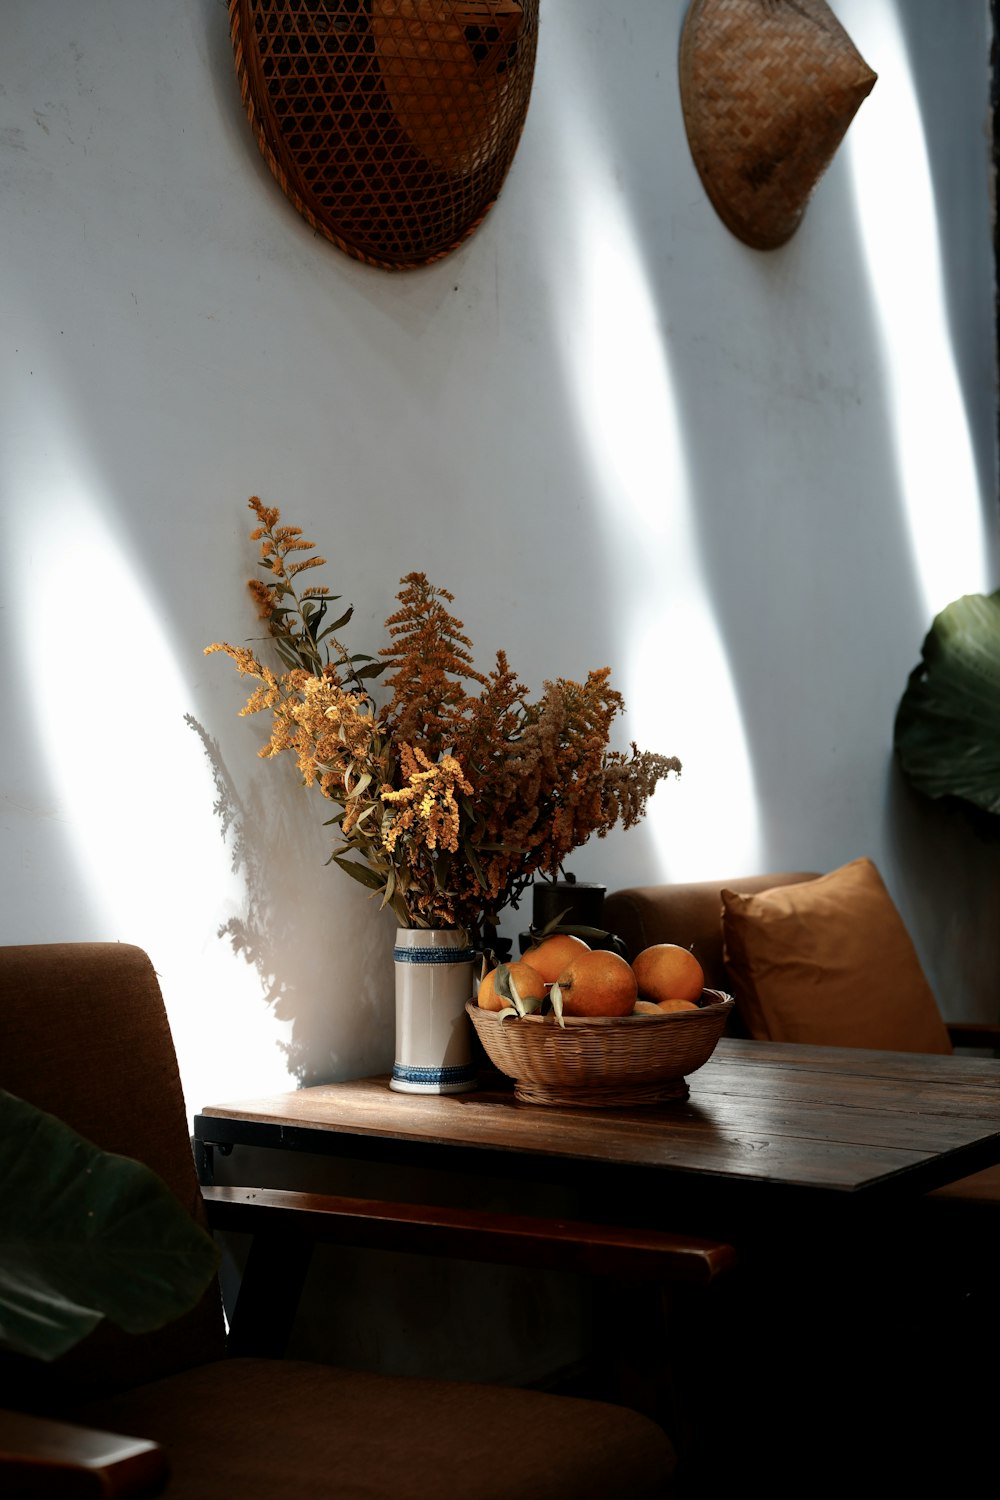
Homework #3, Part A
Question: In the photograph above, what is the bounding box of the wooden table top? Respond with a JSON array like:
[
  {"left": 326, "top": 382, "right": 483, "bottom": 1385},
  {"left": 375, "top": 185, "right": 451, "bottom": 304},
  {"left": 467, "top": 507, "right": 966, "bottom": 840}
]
[{"left": 196, "top": 1037, "right": 1000, "bottom": 1201}]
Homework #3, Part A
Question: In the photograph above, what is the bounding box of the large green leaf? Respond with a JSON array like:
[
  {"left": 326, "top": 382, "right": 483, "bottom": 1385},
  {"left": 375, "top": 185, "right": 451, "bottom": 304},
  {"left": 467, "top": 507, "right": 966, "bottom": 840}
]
[
  {"left": 0, "top": 1089, "right": 220, "bottom": 1362},
  {"left": 894, "top": 590, "right": 1000, "bottom": 816}
]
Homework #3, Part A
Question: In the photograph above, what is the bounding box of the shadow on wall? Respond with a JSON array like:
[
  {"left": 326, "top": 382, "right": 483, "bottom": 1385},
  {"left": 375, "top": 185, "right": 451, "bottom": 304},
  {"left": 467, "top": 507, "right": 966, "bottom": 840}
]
[
  {"left": 894, "top": 0, "right": 999, "bottom": 523},
  {"left": 545, "top": 6, "right": 908, "bottom": 879},
  {"left": 186, "top": 715, "right": 396, "bottom": 1084}
]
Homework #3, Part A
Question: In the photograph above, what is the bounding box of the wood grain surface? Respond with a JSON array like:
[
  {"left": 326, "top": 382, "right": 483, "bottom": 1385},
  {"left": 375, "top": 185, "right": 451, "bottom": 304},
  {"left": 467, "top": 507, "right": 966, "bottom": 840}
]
[{"left": 198, "top": 1038, "right": 1000, "bottom": 1197}]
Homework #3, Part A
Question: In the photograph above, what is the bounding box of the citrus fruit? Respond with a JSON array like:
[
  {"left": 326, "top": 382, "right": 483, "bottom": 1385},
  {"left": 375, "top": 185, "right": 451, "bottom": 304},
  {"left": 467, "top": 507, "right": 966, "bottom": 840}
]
[
  {"left": 656, "top": 997, "right": 700, "bottom": 1013},
  {"left": 477, "top": 960, "right": 546, "bottom": 1015},
  {"left": 521, "top": 931, "right": 590, "bottom": 985},
  {"left": 477, "top": 969, "right": 501, "bottom": 1009},
  {"left": 632, "top": 944, "right": 704, "bottom": 1005},
  {"left": 550, "top": 948, "right": 638, "bottom": 1019}
]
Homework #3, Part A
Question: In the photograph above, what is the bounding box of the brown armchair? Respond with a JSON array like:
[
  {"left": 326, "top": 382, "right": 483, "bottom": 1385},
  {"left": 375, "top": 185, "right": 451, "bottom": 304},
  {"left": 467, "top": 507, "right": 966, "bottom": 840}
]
[{"left": 0, "top": 942, "right": 737, "bottom": 1499}]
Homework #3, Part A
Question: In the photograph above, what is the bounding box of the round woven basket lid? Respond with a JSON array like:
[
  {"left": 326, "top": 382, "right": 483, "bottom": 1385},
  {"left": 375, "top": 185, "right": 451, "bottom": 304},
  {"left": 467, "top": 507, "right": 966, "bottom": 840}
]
[
  {"left": 230, "top": 0, "right": 539, "bottom": 270},
  {"left": 679, "top": 0, "right": 877, "bottom": 250}
]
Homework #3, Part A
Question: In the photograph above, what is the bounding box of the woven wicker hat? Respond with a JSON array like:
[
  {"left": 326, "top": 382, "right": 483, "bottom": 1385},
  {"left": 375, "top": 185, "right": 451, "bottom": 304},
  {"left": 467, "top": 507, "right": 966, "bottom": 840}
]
[
  {"left": 229, "top": 0, "right": 538, "bottom": 271},
  {"left": 679, "top": 0, "right": 877, "bottom": 250}
]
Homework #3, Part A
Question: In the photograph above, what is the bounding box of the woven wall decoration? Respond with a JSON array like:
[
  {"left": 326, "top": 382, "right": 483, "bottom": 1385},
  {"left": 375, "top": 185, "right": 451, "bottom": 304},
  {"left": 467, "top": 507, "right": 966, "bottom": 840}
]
[
  {"left": 229, "top": 0, "right": 539, "bottom": 270},
  {"left": 679, "top": 0, "right": 877, "bottom": 250}
]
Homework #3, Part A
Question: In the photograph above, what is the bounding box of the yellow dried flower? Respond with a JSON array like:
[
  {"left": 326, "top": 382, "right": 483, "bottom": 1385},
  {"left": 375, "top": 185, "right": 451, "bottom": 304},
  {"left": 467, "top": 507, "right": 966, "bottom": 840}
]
[
  {"left": 381, "top": 748, "right": 472, "bottom": 856},
  {"left": 248, "top": 578, "right": 280, "bottom": 619}
]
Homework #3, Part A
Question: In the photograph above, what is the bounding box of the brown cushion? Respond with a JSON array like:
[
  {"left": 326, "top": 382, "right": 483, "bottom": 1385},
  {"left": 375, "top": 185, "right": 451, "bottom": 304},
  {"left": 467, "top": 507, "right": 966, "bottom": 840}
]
[
  {"left": 720, "top": 858, "right": 952, "bottom": 1054},
  {"left": 926, "top": 1165, "right": 1000, "bottom": 1205},
  {"left": 75, "top": 1356, "right": 675, "bottom": 1500}
]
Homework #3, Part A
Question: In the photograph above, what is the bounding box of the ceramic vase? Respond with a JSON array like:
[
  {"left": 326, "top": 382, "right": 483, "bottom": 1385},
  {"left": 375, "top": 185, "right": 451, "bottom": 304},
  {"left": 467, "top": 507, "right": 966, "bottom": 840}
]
[{"left": 390, "top": 928, "right": 478, "bottom": 1094}]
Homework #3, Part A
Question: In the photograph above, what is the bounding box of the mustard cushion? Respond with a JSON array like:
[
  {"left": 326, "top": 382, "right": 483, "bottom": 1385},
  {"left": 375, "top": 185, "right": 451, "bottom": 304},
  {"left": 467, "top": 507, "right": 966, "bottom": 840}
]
[{"left": 720, "top": 858, "right": 952, "bottom": 1054}]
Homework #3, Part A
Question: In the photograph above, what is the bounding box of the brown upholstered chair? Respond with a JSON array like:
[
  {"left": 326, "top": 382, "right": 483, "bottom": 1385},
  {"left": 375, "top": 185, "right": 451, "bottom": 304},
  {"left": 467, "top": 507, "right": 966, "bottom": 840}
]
[
  {"left": 604, "top": 867, "right": 1000, "bottom": 1209},
  {"left": 0, "top": 942, "right": 738, "bottom": 1499}
]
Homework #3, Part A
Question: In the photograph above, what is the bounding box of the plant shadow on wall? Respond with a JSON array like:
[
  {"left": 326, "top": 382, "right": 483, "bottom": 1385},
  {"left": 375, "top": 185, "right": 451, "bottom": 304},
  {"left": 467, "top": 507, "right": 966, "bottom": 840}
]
[
  {"left": 185, "top": 713, "right": 395, "bottom": 1085},
  {"left": 202, "top": 498, "right": 680, "bottom": 975}
]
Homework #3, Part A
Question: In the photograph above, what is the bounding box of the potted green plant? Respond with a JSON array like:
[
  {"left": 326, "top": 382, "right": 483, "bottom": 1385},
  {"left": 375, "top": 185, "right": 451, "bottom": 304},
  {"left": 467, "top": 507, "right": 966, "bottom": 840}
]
[
  {"left": 893, "top": 588, "right": 1000, "bottom": 819},
  {"left": 0, "top": 1089, "right": 219, "bottom": 1362}
]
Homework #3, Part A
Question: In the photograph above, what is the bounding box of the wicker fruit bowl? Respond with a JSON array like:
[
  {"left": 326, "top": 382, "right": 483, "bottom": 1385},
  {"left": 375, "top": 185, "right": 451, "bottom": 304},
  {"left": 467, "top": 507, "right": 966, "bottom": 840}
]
[{"left": 466, "top": 989, "right": 734, "bottom": 1107}]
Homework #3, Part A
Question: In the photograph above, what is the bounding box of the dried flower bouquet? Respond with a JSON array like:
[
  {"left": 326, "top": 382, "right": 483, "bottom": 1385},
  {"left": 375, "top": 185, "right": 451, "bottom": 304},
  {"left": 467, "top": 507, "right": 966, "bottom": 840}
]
[{"left": 207, "top": 498, "right": 681, "bottom": 948}]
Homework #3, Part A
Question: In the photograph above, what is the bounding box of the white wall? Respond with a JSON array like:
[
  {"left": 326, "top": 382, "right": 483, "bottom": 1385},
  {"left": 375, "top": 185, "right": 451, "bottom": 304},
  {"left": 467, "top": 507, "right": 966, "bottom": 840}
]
[{"left": 2, "top": 0, "right": 998, "bottom": 1126}]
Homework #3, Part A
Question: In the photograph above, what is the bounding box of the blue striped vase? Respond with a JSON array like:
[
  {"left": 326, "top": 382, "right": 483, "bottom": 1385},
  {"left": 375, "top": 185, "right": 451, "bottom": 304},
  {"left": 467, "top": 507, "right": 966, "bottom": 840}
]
[{"left": 389, "top": 928, "right": 478, "bottom": 1094}]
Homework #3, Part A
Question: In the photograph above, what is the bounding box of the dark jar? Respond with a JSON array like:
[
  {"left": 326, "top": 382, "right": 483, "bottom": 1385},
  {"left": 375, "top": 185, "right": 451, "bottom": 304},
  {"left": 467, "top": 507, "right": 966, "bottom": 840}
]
[{"left": 519, "top": 878, "right": 627, "bottom": 958}]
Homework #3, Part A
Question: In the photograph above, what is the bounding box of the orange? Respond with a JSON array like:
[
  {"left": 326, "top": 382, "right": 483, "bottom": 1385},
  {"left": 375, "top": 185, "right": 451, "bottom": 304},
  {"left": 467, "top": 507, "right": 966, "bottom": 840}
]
[
  {"left": 632, "top": 944, "right": 704, "bottom": 1005},
  {"left": 521, "top": 932, "right": 590, "bottom": 985},
  {"left": 477, "top": 960, "right": 546, "bottom": 1015},
  {"left": 477, "top": 969, "right": 502, "bottom": 1009},
  {"left": 656, "top": 997, "right": 700, "bottom": 1013},
  {"left": 550, "top": 948, "right": 638, "bottom": 1019}
]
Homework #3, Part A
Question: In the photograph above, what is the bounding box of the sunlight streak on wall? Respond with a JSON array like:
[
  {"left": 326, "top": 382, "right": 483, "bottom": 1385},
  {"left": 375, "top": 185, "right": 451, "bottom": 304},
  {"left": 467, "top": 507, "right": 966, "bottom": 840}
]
[
  {"left": 841, "top": 0, "right": 989, "bottom": 616},
  {"left": 548, "top": 110, "right": 761, "bottom": 877},
  {"left": 11, "top": 438, "right": 294, "bottom": 1118}
]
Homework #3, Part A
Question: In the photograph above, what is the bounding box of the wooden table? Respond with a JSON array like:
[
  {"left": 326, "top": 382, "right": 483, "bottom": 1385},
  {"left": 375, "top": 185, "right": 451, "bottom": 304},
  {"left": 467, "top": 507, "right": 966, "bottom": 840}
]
[
  {"left": 194, "top": 1039, "right": 1000, "bottom": 1493},
  {"left": 194, "top": 1037, "right": 1000, "bottom": 1226}
]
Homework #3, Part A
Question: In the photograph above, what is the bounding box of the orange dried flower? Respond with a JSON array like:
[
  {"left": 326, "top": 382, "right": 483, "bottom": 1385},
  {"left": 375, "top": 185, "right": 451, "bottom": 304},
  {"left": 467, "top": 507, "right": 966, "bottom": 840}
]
[{"left": 206, "top": 501, "right": 681, "bottom": 943}]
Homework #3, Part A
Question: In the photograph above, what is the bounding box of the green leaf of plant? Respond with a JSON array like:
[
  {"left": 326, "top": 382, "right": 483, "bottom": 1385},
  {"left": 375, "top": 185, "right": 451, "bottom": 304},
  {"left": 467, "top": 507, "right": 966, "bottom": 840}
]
[
  {"left": 528, "top": 918, "right": 614, "bottom": 942},
  {"left": 0, "top": 1089, "right": 220, "bottom": 1362},
  {"left": 460, "top": 837, "right": 487, "bottom": 888},
  {"left": 533, "top": 908, "right": 573, "bottom": 936},
  {"left": 272, "top": 639, "right": 303, "bottom": 670},
  {"left": 331, "top": 855, "right": 385, "bottom": 891},
  {"left": 894, "top": 590, "right": 1000, "bottom": 815}
]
